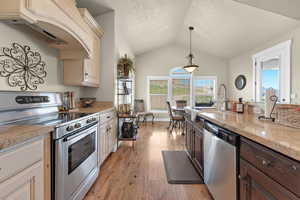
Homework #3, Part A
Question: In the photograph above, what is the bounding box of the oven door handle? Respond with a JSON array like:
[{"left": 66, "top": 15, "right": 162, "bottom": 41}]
[{"left": 63, "top": 124, "right": 97, "bottom": 144}]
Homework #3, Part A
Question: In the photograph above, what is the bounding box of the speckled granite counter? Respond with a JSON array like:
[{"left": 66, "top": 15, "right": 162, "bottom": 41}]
[
  {"left": 197, "top": 110, "right": 300, "bottom": 162},
  {"left": 73, "top": 101, "right": 115, "bottom": 114},
  {"left": 0, "top": 125, "right": 53, "bottom": 152},
  {"left": 0, "top": 102, "right": 114, "bottom": 152}
]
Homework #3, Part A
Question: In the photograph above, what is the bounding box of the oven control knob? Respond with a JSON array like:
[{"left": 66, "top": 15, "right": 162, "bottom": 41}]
[
  {"left": 86, "top": 118, "right": 97, "bottom": 124},
  {"left": 66, "top": 126, "right": 74, "bottom": 132},
  {"left": 74, "top": 123, "right": 81, "bottom": 129}
]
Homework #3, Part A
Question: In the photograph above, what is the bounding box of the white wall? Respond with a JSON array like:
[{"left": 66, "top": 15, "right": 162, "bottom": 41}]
[
  {"left": 0, "top": 23, "right": 82, "bottom": 97},
  {"left": 228, "top": 26, "right": 300, "bottom": 103},
  {"left": 80, "top": 11, "right": 116, "bottom": 101},
  {"left": 135, "top": 43, "right": 228, "bottom": 108},
  {"left": 81, "top": 11, "right": 135, "bottom": 102}
]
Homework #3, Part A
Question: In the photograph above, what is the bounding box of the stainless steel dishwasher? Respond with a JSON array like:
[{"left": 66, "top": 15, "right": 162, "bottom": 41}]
[{"left": 203, "top": 120, "right": 239, "bottom": 200}]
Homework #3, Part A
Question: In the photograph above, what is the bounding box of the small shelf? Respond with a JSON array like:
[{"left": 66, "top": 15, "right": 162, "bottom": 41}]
[
  {"left": 118, "top": 129, "right": 138, "bottom": 141},
  {"left": 118, "top": 113, "right": 137, "bottom": 119},
  {"left": 117, "top": 77, "right": 133, "bottom": 82},
  {"left": 118, "top": 134, "right": 138, "bottom": 141}
]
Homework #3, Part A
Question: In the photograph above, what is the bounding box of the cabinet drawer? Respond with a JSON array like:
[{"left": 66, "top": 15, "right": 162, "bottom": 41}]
[
  {"left": 240, "top": 159, "right": 299, "bottom": 200},
  {"left": 99, "top": 110, "right": 115, "bottom": 125},
  {"left": 0, "top": 139, "right": 43, "bottom": 183},
  {"left": 240, "top": 138, "right": 300, "bottom": 197}
]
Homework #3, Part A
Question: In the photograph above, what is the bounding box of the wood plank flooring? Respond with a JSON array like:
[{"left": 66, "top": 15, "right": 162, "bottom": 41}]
[{"left": 84, "top": 122, "right": 212, "bottom": 200}]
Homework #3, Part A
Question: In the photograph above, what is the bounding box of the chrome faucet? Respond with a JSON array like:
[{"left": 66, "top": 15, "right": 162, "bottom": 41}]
[
  {"left": 218, "top": 84, "right": 227, "bottom": 100},
  {"left": 217, "top": 84, "right": 227, "bottom": 111}
]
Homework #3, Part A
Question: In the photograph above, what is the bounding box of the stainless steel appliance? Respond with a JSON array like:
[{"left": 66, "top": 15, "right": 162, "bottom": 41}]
[
  {"left": 54, "top": 113, "right": 99, "bottom": 200},
  {"left": 203, "top": 120, "right": 238, "bottom": 200},
  {"left": 0, "top": 91, "right": 99, "bottom": 200}
]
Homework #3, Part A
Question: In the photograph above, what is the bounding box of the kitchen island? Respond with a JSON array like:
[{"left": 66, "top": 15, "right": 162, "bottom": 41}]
[{"left": 185, "top": 108, "right": 300, "bottom": 200}]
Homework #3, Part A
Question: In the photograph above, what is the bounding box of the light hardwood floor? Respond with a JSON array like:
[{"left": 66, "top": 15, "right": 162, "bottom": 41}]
[{"left": 84, "top": 122, "right": 212, "bottom": 200}]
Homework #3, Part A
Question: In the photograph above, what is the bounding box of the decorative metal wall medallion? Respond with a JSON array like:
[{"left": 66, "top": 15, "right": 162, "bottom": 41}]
[{"left": 0, "top": 43, "right": 47, "bottom": 91}]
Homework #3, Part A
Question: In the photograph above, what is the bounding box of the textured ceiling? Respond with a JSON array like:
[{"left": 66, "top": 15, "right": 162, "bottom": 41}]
[
  {"left": 233, "top": 0, "right": 300, "bottom": 21},
  {"left": 77, "top": 0, "right": 300, "bottom": 58}
]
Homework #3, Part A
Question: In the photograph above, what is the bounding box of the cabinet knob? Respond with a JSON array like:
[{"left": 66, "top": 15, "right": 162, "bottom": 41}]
[
  {"left": 256, "top": 155, "right": 272, "bottom": 166},
  {"left": 85, "top": 72, "right": 89, "bottom": 76},
  {"left": 262, "top": 159, "right": 271, "bottom": 166},
  {"left": 238, "top": 175, "right": 244, "bottom": 180},
  {"left": 292, "top": 165, "right": 297, "bottom": 171}
]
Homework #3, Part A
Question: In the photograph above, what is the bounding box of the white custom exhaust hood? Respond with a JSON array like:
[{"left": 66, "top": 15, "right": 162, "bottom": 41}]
[{"left": 0, "top": 0, "right": 93, "bottom": 58}]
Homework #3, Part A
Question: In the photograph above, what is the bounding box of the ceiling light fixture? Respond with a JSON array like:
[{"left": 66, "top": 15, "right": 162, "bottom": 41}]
[{"left": 183, "top": 26, "right": 199, "bottom": 73}]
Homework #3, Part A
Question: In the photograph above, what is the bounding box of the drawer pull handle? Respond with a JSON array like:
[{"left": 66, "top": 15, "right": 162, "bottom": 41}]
[
  {"left": 256, "top": 155, "right": 272, "bottom": 166},
  {"left": 262, "top": 159, "right": 271, "bottom": 166},
  {"left": 292, "top": 165, "right": 297, "bottom": 171},
  {"left": 238, "top": 175, "right": 249, "bottom": 186}
]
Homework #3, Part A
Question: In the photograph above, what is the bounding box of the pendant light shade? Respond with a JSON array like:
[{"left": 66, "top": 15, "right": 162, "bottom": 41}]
[{"left": 183, "top": 26, "right": 199, "bottom": 73}]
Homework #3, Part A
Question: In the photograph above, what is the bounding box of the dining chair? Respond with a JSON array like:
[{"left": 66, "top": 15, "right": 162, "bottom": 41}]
[
  {"left": 166, "top": 101, "right": 185, "bottom": 133},
  {"left": 175, "top": 100, "right": 187, "bottom": 108},
  {"left": 134, "top": 99, "right": 154, "bottom": 126},
  {"left": 174, "top": 100, "right": 187, "bottom": 116}
]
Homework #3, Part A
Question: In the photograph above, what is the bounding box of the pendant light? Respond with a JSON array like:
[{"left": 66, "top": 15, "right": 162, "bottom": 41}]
[{"left": 183, "top": 26, "right": 199, "bottom": 73}]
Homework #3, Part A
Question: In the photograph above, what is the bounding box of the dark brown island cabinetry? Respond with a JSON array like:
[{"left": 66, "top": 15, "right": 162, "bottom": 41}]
[
  {"left": 240, "top": 138, "right": 300, "bottom": 200},
  {"left": 185, "top": 119, "right": 204, "bottom": 177}
]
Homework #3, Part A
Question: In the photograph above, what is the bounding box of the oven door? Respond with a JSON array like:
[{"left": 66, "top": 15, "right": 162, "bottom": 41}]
[{"left": 55, "top": 124, "right": 98, "bottom": 200}]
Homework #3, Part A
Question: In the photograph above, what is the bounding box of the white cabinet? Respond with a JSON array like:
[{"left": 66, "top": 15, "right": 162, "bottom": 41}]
[
  {"left": 0, "top": 161, "right": 43, "bottom": 200},
  {"left": 0, "top": 138, "right": 49, "bottom": 200},
  {"left": 1, "top": 1, "right": 103, "bottom": 88},
  {"left": 98, "top": 110, "right": 117, "bottom": 167}
]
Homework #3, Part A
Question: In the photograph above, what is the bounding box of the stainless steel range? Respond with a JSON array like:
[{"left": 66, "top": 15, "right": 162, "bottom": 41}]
[{"left": 0, "top": 91, "right": 99, "bottom": 200}]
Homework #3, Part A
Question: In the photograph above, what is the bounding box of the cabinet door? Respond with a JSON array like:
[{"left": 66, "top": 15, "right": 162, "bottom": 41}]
[
  {"left": 98, "top": 125, "right": 105, "bottom": 166},
  {"left": 108, "top": 119, "right": 117, "bottom": 152},
  {"left": 194, "top": 128, "right": 204, "bottom": 176},
  {"left": 104, "top": 125, "right": 110, "bottom": 160},
  {"left": 185, "top": 121, "right": 194, "bottom": 158},
  {"left": 0, "top": 161, "right": 43, "bottom": 200},
  {"left": 239, "top": 159, "right": 298, "bottom": 200}
]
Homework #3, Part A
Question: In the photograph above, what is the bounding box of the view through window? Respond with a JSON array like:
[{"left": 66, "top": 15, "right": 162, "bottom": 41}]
[
  {"left": 194, "top": 79, "right": 215, "bottom": 106},
  {"left": 148, "top": 68, "right": 216, "bottom": 112},
  {"left": 149, "top": 79, "right": 168, "bottom": 111},
  {"left": 261, "top": 59, "right": 280, "bottom": 101}
]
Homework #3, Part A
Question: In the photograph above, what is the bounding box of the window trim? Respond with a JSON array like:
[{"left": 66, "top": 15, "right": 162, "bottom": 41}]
[
  {"left": 252, "top": 40, "right": 291, "bottom": 103},
  {"left": 147, "top": 75, "right": 217, "bottom": 112},
  {"left": 147, "top": 76, "right": 170, "bottom": 113},
  {"left": 192, "top": 76, "right": 217, "bottom": 106}
]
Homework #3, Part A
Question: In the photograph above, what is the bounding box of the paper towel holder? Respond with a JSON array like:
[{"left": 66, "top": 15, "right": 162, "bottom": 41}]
[{"left": 258, "top": 95, "right": 278, "bottom": 122}]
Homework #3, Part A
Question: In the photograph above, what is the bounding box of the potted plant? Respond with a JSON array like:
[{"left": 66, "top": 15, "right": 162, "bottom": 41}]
[{"left": 117, "top": 54, "right": 134, "bottom": 78}]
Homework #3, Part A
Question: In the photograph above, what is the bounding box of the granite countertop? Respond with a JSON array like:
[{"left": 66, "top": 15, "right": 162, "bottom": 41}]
[
  {"left": 197, "top": 110, "right": 300, "bottom": 162},
  {"left": 73, "top": 101, "right": 115, "bottom": 114},
  {"left": 0, "top": 101, "right": 115, "bottom": 152},
  {"left": 0, "top": 125, "right": 54, "bottom": 152}
]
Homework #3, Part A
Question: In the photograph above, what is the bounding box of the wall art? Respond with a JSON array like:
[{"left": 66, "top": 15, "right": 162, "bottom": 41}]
[{"left": 0, "top": 43, "right": 47, "bottom": 91}]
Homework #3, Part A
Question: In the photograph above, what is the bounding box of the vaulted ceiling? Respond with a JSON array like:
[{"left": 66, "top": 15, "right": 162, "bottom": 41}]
[{"left": 77, "top": 0, "right": 300, "bottom": 58}]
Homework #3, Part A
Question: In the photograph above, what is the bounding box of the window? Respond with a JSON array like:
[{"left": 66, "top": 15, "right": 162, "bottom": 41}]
[
  {"left": 147, "top": 70, "right": 217, "bottom": 112},
  {"left": 253, "top": 40, "right": 291, "bottom": 103},
  {"left": 170, "top": 68, "right": 191, "bottom": 106},
  {"left": 193, "top": 77, "right": 216, "bottom": 106},
  {"left": 148, "top": 77, "right": 169, "bottom": 112},
  {"left": 260, "top": 59, "right": 280, "bottom": 101}
]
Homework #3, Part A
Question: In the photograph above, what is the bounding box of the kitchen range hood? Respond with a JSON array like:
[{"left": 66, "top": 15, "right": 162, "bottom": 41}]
[{"left": 0, "top": 0, "right": 93, "bottom": 58}]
